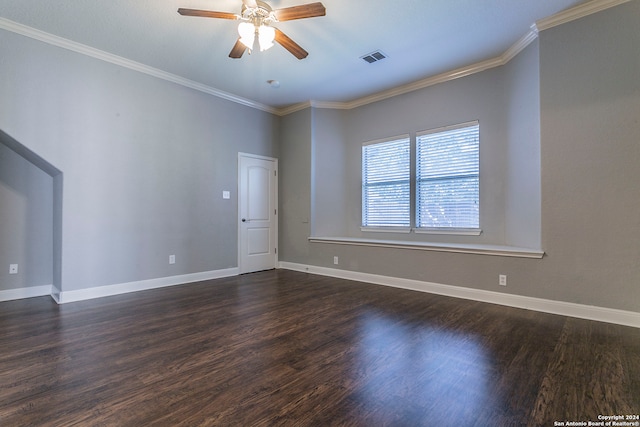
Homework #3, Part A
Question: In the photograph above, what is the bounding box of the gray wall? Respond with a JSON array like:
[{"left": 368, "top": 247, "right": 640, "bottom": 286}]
[
  {"left": 279, "top": 2, "right": 640, "bottom": 312},
  {"left": 311, "top": 108, "right": 348, "bottom": 237},
  {"left": 342, "top": 66, "right": 511, "bottom": 245},
  {"left": 279, "top": 108, "right": 312, "bottom": 263},
  {"left": 538, "top": 1, "right": 640, "bottom": 311},
  {"left": 0, "top": 140, "right": 53, "bottom": 290},
  {"left": 305, "top": 44, "right": 541, "bottom": 248},
  {"left": 504, "top": 40, "right": 541, "bottom": 249},
  {"left": 0, "top": 29, "right": 279, "bottom": 293},
  {"left": 1, "top": 2, "right": 638, "bottom": 313}
]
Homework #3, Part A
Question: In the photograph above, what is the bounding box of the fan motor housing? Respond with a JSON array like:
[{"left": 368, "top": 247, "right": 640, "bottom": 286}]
[{"left": 242, "top": 1, "right": 276, "bottom": 21}]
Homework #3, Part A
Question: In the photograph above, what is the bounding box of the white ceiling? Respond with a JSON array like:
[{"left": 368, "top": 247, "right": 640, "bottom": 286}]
[{"left": 0, "top": 0, "right": 589, "bottom": 110}]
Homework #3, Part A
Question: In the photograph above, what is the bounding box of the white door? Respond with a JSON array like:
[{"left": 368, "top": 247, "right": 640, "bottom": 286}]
[{"left": 238, "top": 153, "right": 278, "bottom": 274}]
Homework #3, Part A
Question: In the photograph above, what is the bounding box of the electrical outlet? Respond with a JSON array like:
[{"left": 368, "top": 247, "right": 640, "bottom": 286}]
[
  {"left": 9, "top": 264, "right": 18, "bottom": 274},
  {"left": 169, "top": 255, "right": 176, "bottom": 265},
  {"left": 333, "top": 256, "right": 339, "bottom": 265},
  {"left": 499, "top": 274, "right": 507, "bottom": 286}
]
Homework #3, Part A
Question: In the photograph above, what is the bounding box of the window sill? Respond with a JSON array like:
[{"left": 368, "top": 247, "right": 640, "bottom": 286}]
[
  {"left": 360, "top": 227, "right": 481, "bottom": 236},
  {"left": 414, "top": 228, "right": 481, "bottom": 236},
  {"left": 360, "top": 227, "right": 412, "bottom": 234},
  {"left": 308, "top": 236, "right": 544, "bottom": 259}
]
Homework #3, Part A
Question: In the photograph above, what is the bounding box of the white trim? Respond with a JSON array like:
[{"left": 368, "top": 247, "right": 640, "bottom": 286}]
[
  {"left": 54, "top": 268, "right": 238, "bottom": 304},
  {"left": 278, "top": 262, "right": 640, "bottom": 328},
  {"left": 361, "top": 227, "right": 412, "bottom": 234},
  {"left": 413, "top": 228, "right": 482, "bottom": 236},
  {"left": 535, "top": 0, "right": 633, "bottom": 31},
  {"left": 502, "top": 25, "right": 539, "bottom": 63},
  {"left": 237, "top": 152, "right": 278, "bottom": 162},
  {"left": 0, "top": 285, "right": 52, "bottom": 302},
  {"left": 310, "top": 100, "right": 352, "bottom": 110},
  {"left": 0, "top": 0, "right": 627, "bottom": 116},
  {"left": 51, "top": 285, "right": 61, "bottom": 303},
  {"left": 362, "top": 134, "right": 411, "bottom": 147},
  {"left": 278, "top": 101, "right": 314, "bottom": 116},
  {"left": 237, "top": 153, "right": 279, "bottom": 274},
  {"left": 298, "top": 0, "right": 627, "bottom": 115},
  {"left": 0, "top": 17, "right": 277, "bottom": 115},
  {"left": 416, "top": 120, "right": 480, "bottom": 138},
  {"left": 309, "top": 236, "right": 544, "bottom": 259},
  {"left": 329, "top": 56, "right": 507, "bottom": 112}
]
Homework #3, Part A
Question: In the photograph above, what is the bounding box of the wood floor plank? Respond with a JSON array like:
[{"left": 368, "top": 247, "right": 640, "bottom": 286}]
[
  {"left": 1, "top": 269, "right": 638, "bottom": 426},
  {"left": 529, "top": 318, "right": 640, "bottom": 425}
]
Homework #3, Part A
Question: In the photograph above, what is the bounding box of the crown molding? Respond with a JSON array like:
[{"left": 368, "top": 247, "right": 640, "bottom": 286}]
[
  {"left": 275, "top": 100, "right": 352, "bottom": 116},
  {"left": 503, "top": 24, "right": 539, "bottom": 63},
  {"left": 536, "top": 0, "right": 633, "bottom": 31},
  {"left": 336, "top": 56, "right": 507, "bottom": 111},
  {"left": 278, "top": 0, "right": 630, "bottom": 115},
  {"left": 310, "top": 100, "right": 352, "bottom": 110},
  {"left": 276, "top": 101, "right": 313, "bottom": 116},
  {"left": 285, "top": 24, "right": 539, "bottom": 114},
  {"left": 1, "top": 0, "right": 630, "bottom": 117},
  {"left": 0, "top": 17, "right": 278, "bottom": 115}
]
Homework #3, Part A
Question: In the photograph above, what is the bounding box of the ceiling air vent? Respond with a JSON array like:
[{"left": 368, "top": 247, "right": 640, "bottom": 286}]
[{"left": 361, "top": 50, "right": 387, "bottom": 64}]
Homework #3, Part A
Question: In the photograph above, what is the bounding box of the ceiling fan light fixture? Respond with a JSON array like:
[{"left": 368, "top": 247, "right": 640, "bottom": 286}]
[
  {"left": 179, "top": 1, "right": 326, "bottom": 60},
  {"left": 258, "top": 25, "right": 275, "bottom": 51},
  {"left": 238, "top": 22, "right": 275, "bottom": 52},
  {"left": 238, "top": 22, "right": 255, "bottom": 49}
]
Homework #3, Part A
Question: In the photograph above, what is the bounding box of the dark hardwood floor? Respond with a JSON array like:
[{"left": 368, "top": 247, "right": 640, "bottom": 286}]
[{"left": 1, "top": 269, "right": 638, "bottom": 426}]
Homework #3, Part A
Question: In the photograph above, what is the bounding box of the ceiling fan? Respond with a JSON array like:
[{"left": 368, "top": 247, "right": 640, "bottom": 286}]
[{"left": 178, "top": 0, "right": 326, "bottom": 59}]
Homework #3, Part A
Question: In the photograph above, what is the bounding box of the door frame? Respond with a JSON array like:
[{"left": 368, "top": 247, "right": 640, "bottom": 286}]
[{"left": 237, "top": 152, "right": 278, "bottom": 274}]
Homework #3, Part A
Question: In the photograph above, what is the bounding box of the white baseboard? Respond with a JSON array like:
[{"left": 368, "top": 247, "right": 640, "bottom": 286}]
[
  {"left": 278, "top": 262, "right": 640, "bottom": 329},
  {"left": 0, "top": 285, "right": 52, "bottom": 302},
  {"left": 7, "top": 265, "right": 638, "bottom": 329},
  {"left": 54, "top": 268, "right": 239, "bottom": 304}
]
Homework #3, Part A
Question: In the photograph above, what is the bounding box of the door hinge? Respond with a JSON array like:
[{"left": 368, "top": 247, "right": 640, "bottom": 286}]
[{"left": 275, "top": 247, "right": 277, "bottom": 254}]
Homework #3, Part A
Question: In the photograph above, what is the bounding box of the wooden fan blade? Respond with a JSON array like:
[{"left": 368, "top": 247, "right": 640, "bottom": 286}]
[
  {"left": 274, "top": 2, "right": 325, "bottom": 21},
  {"left": 242, "top": 0, "right": 258, "bottom": 8},
  {"left": 229, "top": 39, "right": 247, "bottom": 58},
  {"left": 177, "top": 8, "right": 238, "bottom": 20},
  {"left": 274, "top": 28, "right": 308, "bottom": 59}
]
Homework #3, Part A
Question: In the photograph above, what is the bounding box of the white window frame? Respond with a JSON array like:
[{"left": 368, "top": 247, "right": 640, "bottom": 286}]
[
  {"left": 361, "top": 135, "right": 411, "bottom": 232},
  {"left": 415, "top": 121, "right": 480, "bottom": 234}
]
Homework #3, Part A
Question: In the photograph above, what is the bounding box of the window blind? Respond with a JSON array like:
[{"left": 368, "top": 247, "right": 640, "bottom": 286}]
[
  {"left": 362, "top": 137, "right": 411, "bottom": 227},
  {"left": 416, "top": 122, "right": 479, "bottom": 229}
]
